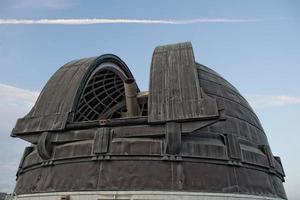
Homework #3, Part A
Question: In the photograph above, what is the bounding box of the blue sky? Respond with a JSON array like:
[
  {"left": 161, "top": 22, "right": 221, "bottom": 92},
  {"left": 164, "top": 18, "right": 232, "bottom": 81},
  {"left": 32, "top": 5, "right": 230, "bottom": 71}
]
[{"left": 0, "top": 0, "right": 299, "bottom": 199}]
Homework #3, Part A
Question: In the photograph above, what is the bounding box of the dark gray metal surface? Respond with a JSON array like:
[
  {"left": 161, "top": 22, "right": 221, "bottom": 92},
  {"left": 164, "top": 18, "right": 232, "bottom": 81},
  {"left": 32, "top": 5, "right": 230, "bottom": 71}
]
[
  {"left": 148, "top": 42, "right": 219, "bottom": 123},
  {"left": 12, "top": 54, "right": 136, "bottom": 142},
  {"left": 12, "top": 42, "right": 286, "bottom": 199}
]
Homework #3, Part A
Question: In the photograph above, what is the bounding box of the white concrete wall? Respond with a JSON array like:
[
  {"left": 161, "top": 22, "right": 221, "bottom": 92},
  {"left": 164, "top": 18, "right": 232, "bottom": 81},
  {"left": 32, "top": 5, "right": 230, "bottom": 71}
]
[{"left": 13, "top": 191, "right": 285, "bottom": 200}]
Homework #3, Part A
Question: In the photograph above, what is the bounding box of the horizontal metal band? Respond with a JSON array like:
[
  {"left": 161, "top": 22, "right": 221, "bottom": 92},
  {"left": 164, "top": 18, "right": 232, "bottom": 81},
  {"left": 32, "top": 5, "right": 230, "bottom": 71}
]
[
  {"left": 19, "top": 153, "right": 284, "bottom": 180},
  {"left": 14, "top": 190, "right": 285, "bottom": 200}
]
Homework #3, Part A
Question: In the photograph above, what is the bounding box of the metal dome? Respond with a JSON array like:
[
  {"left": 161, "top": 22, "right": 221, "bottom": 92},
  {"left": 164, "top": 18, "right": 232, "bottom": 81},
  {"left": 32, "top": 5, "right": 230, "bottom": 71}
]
[{"left": 11, "top": 42, "right": 286, "bottom": 200}]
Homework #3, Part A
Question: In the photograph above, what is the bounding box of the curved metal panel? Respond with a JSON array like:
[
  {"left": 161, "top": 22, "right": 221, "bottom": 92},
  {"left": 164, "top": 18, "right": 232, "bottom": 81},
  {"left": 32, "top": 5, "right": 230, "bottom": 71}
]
[
  {"left": 11, "top": 43, "right": 286, "bottom": 199},
  {"left": 12, "top": 54, "right": 136, "bottom": 139}
]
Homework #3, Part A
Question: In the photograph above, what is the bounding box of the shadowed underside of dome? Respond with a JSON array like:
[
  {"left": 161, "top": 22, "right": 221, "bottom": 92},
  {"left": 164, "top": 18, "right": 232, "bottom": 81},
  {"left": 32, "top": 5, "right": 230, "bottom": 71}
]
[{"left": 11, "top": 42, "right": 286, "bottom": 199}]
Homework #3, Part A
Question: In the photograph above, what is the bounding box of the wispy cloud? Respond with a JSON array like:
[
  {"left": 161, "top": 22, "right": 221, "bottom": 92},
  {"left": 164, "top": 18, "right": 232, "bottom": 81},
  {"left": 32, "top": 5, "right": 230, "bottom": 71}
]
[
  {"left": 0, "top": 18, "right": 287, "bottom": 25},
  {"left": 0, "top": 83, "right": 39, "bottom": 106},
  {"left": 247, "top": 95, "right": 300, "bottom": 109},
  {"left": 0, "top": 84, "right": 37, "bottom": 192},
  {"left": 0, "top": 83, "right": 39, "bottom": 131}
]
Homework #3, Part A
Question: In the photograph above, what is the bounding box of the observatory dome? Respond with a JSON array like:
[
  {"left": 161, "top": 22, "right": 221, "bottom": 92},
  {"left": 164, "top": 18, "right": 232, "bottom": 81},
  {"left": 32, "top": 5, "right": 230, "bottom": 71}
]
[{"left": 11, "top": 42, "right": 286, "bottom": 200}]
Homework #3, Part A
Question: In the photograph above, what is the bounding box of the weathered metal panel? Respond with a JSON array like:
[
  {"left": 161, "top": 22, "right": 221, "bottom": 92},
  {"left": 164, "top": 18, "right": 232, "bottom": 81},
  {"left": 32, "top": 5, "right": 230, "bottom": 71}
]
[
  {"left": 260, "top": 145, "right": 275, "bottom": 168},
  {"left": 148, "top": 42, "right": 218, "bottom": 122},
  {"left": 113, "top": 125, "right": 164, "bottom": 138},
  {"left": 14, "top": 167, "right": 45, "bottom": 194},
  {"left": 110, "top": 138, "right": 163, "bottom": 155},
  {"left": 16, "top": 146, "right": 34, "bottom": 178},
  {"left": 13, "top": 113, "right": 69, "bottom": 135},
  {"left": 93, "top": 128, "right": 110, "bottom": 154},
  {"left": 98, "top": 161, "right": 172, "bottom": 190},
  {"left": 22, "top": 151, "right": 42, "bottom": 168},
  {"left": 226, "top": 134, "right": 241, "bottom": 160},
  {"left": 53, "top": 129, "right": 96, "bottom": 143},
  {"left": 235, "top": 167, "right": 276, "bottom": 196},
  {"left": 240, "top": 144, "right": 269, "bottom": 167},
  {"left": 53, "top": 141, "right": 93, "bottom": 159},
  {"left": 165, "top": 122, "right": 181, "bottom": 155},
  {"left": 182, "top": 162, "right": 237, "bottom": 192},
  {"left": 197, "top": 67, "right": 239, "bottom": 93},
  {"left": 274, "top": 156, "right": 285, "bottom": 177},
  {"left": 181, "top": 137, "right": 228, "bottom": 159},
  {"left": 42, "top": 162, "right": 99, "bottom": 192},
  {"left": 270, "top": 175, "right": 287, "bottom": 198}
]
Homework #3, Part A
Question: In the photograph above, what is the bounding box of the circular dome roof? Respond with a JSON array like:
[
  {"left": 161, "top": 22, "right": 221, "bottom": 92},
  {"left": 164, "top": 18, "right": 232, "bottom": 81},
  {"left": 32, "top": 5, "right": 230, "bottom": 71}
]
[{"left": 12, "top": 42, "right": 286, "bottom": 199}]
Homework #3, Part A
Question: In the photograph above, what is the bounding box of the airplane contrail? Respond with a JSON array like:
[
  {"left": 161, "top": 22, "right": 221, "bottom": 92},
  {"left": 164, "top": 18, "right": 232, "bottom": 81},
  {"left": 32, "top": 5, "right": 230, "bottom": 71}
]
[{"left": 0, "top": 18, "right": 287, "bottom": 25}]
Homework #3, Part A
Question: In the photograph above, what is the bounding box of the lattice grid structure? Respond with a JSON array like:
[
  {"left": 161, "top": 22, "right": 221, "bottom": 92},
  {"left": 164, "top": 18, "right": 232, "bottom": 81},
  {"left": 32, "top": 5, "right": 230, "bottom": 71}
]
[{"left": 74, "top": 69, "right": 125, "bottom": 121}]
